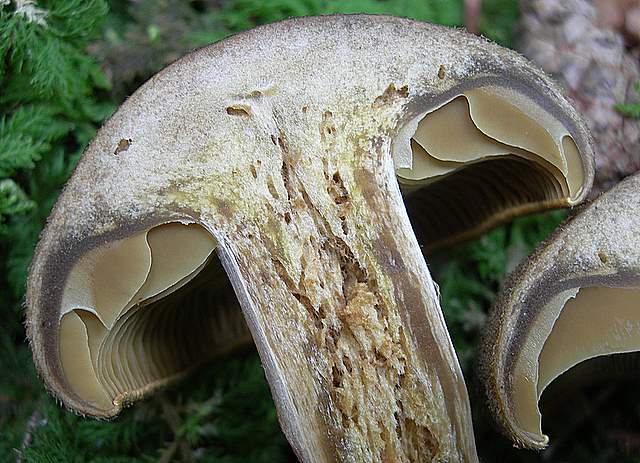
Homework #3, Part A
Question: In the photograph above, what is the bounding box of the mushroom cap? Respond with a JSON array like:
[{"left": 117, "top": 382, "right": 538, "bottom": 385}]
[
  {"left": 480, "top": 172, "right": 640, "bottom": 449},
  {"left": 26, "top": 14, "right": 595, "bottom": 462}
]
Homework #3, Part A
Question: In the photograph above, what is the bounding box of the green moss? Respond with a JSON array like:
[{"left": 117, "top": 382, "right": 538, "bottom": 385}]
[{"left": 615, "top": 83, "right": 640, "bottom": 118}]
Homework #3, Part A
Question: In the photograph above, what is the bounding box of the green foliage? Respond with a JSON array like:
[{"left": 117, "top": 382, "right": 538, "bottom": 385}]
[
  {"left": 216, "top": 0, "right": 462, "bottom": 29},
  {"left": 0, "top": 106, "right": 68, "bottom": 177},
  {"left": 0, "top": 0, "right": 114, "bottom": 459},
  {"left": 0, "top": 330, "right": 42, "bottom": 462},
  {"left": 0, "top": 0, "right": 114, "bottom": 300},
  {"left": 0, "top": 178, "right": 34, "bottom": 235},
  {"left": 18, "top": 400, "right": 161, "bottom": 462},
  {"left": 433, "top": 210, "right": 566, "bottom": 368},
  {"left": 9, "top": 351, "right": 286, "bottom": 463},
  {"left": 1, "top": 0, "right": 109, "bottom": 104},
  {"left": 480, "top": 0, "right": 520, "bottom": 46},
  {"left": 615, "top": 82, "right": 640, "bottom": 118}
]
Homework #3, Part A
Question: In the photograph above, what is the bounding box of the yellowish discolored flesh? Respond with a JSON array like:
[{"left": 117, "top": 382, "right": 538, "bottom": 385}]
[
  {"left": 58, "top": 223, "right": 250, "bottom": 412},
  {"left": 395, "top": 87, "right": 584, "bottom": 249},
  {"left": 510, "top": 286, "right": 640, "bottom": 442}
]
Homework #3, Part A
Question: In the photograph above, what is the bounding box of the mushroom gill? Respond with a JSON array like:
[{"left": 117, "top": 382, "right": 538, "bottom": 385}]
[
  {"left": 398, "top": 88, "right": 584, "bottom": 252},
  {"left": 26, "top": 15, "right": 595, "bottom": 463},
  {"left": 57, "top": 222, "right": 248, "bottom": 411},
  {"left": 480, "top": 172, "right": 640, "bottom": 449}
]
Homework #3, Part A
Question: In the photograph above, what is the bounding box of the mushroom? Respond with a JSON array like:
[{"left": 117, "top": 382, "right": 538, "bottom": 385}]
[
  {"left": 26, "top": 15, "right": 594, "bottom": 462},
  {"left": 480, "top": 171, "right": 640, "bottom": 450}
]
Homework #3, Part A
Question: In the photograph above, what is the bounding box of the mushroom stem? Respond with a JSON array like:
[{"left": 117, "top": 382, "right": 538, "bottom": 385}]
[{"left": 208, "top": 138, "right": 477, "bottom": 461}]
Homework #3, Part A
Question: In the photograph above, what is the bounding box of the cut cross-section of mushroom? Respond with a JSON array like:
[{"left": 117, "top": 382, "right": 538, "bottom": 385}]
[
  {"left": 26, "top": 15, "right": 594, "bottom": 462},
  {"left": 397, "top": 87, "right": 587, "bottom": 252},
  {"left": 480, "top": 172, "right": 640, "bottom": 450},
  {"left": 56, "top": 222, "right": 249, "bottom": 410}
]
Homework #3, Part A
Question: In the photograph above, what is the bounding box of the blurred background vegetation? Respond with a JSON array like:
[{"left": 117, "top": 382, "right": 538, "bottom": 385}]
[{"left": 0, "top": 1, "right": 638, "bottom": 462}]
